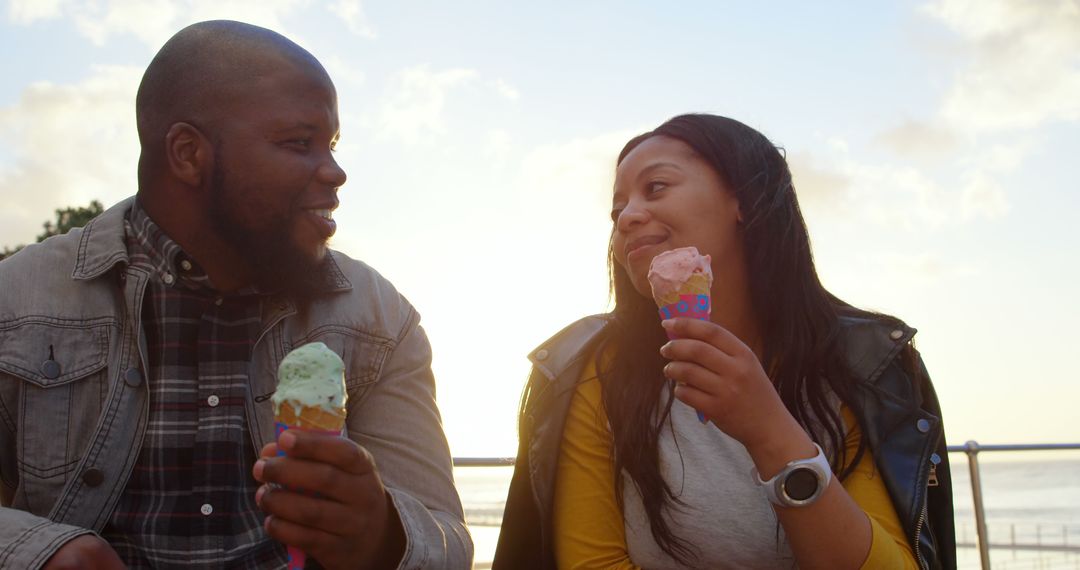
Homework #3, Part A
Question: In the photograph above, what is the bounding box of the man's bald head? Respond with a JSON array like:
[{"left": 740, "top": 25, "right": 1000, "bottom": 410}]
[{"left": 136, "top": 20, "right": 332, "bottom": 184}]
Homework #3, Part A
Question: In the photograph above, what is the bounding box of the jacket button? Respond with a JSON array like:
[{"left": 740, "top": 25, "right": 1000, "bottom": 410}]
[
  {"left": 890, "top": 329, "right": 904, "bottom": 341},
  {"left": 930, "top": 453, "right": 941, "bottom": 465},
  {"left": 41, "top": 360, "right": 61, "bottom": 379},
  {"left": 917, "top": 419, "right": 931, "bottom": 433},
  {"left": 124, "top": 367, "right": 143, "bottom": 387},
  {"left": 82, "top": 468, "right": 104, "bottom": 487},
  {"left": 535, "top": 349, "right": 549, "bottom": 361}
]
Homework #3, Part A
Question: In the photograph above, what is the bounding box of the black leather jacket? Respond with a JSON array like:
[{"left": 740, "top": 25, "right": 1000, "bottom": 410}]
[{"left": 493, "top": 314, "right": 956, "bottom": 569}]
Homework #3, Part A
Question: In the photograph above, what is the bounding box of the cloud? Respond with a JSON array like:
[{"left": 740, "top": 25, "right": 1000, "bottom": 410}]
[
  {"left": 516, "top": 128, "right": 644, "bottom": 233},
  {"left": 492, "top": 79, "right": 520, "bottom": 101},
  {"left": 787, "top": 151, "right": 852, "bottom": 209},
  {"left": 328, "top": 0, "right": 376, "bottom": 39},
  {"left": 374, "top": 65, "right": 479, "bottom": 145},
  {"left": 866, "top": 251, "right": 978, "bottom": 286},
  {"left": 961, "top": 171, "right": 1009, "bottom": 220},
  {"left": 7, "top": 0, "right": 312, "bottom": 48},
  {"left": 793, "top": 133, "right": 1026, "bottom": 230},
  {"left": 483, "top": 128, "right": 512, "bottom": 160},
  {"left": 874, "top": 120, "right": 960, "bottom": 160},
  {"left": 7, "top": 0, "right": 65, "bottom": 24},
  {"left": 0, "top": 65, "right": 142, "bottom": 247},
  {"left": 922, "top": 0, "right": 1080, "bottom": 132},
  {"left": 791, "top": 139, "right": 955, "bottom": 230}
]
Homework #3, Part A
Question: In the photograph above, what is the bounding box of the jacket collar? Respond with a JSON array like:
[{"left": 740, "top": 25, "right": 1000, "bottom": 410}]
[
  {"left": 835, "top": 314, "right": 916, "bottom": 385},
  {"left": 71, "top": 195, "right": 352, "bottom": 293},
  {"left": 530, "top": 312, "right": 916, "bottom": 388},
  {"left": 72, "top": 197, "right": 135, "bottom": 281},
  {"left": 527, "top": 315, "right": 611, "bottom": 383}
]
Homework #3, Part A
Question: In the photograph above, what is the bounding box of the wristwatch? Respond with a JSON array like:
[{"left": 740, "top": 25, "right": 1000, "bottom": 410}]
[{"left": 752, "top": 443, "right": 831, "bottom": 508}]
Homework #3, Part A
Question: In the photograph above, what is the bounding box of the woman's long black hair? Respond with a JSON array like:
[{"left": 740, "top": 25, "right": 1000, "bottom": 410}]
[{"left": 597, "top": 114, "right": 889, "bottom": 562}]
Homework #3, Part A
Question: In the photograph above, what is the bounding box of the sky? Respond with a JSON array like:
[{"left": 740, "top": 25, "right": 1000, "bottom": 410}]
[{"left": 1, "top": 0, "right": 1077, "bottom": 458}]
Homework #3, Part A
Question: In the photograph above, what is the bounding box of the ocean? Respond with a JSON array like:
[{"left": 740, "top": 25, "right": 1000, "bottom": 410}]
[{"left": 455, "top": 455, "right": 1080, "bottom": 569}]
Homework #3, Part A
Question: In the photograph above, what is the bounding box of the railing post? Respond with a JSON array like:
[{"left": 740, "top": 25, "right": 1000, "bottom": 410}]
[{"left": 965, "top": 440, "right": 992, "bottom": 570}]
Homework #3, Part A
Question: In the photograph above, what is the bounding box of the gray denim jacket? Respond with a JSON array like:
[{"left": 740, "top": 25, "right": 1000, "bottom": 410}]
[{"left": 0, "top": 198, "right": 472, "bottom": 569}]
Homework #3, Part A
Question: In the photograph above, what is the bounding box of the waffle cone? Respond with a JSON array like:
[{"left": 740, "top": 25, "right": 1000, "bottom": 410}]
[
  {"left": 654, "top": 272, "right": 712, "bottom": 307},
  {"left": 275, "top": 401, "right": 346, "bottom": 433}
]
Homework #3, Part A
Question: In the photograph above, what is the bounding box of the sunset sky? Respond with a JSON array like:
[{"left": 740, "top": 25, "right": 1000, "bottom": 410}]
[{"left": 1, "top": 0, "right": 1078, "bottom": 457}]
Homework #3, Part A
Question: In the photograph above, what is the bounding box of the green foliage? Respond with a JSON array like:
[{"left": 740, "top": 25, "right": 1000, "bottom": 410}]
[
  {"left": 0, "top": 200, "right": 104, "bottom": 262},
  {"left": 35, "top": 200, "right": 104, "bottom": 242}
]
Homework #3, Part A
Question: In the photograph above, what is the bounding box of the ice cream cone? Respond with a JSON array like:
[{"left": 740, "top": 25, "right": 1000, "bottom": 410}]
[
  {"left": 653, "top": 272, "right": 712, "bottom": 307},
  {"left": 272, "top": 342, "right": 348, "bottom": 569},
  {"left": 648, "top": 247, "right": 713, "bottom": 424},
  {"left": 274, "top": 401, "right": 346, "bottom": 433}
]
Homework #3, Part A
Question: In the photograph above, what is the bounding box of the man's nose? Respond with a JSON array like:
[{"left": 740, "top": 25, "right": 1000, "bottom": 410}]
[{"left": 319, "top": 155, "right": 347, "bottom": 188}]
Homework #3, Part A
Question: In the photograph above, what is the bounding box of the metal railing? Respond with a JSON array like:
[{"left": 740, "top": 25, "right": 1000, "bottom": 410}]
[
  {"left": 947, "top": 441, "right": 1080, "bottom": 569},
  {"left": 454, "top": 441, "right": 1080, "bottom": 570}
]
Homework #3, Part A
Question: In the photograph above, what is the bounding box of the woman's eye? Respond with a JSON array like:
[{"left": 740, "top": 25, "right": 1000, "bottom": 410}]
[
  {"left": 647, "top": 181, "right": 667, "bottom": 194},
  {"left": 610, "top": 207, "right": 624, "bottom": 223},
  {"left": 285, "top": 139, "right": 311, "bottom": 150}
]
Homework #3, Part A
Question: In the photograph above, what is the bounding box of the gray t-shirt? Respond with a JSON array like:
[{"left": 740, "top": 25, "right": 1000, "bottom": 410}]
[{"left": 621, "top": 397, "right": 799, "bottom": 569}]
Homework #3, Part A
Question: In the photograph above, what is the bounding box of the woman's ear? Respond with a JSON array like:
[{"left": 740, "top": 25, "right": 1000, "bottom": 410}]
[{"left": 164, "top": 121, "right": 211, "bottom": 187}]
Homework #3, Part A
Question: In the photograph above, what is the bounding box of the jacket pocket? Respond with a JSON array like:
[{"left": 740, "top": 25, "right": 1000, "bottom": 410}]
[
  {"left": 0, "top": 318, "right": 111, "bottom": 515},
  {"left": 287, "top": 325, "right": 394, "bottom": 402}
]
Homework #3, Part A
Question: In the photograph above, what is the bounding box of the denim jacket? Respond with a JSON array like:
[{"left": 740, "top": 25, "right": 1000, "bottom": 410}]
[
  {"left": 0, "top": 198, "right": 472, "bottom": 569},
  {"left": 493, "top": 314, "right": 956, "bottom": 570}
]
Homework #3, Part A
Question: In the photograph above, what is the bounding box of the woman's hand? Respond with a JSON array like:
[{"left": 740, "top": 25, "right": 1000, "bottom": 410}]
[{"left": 659, "top": 318, "right": 809, "bottom": 461}]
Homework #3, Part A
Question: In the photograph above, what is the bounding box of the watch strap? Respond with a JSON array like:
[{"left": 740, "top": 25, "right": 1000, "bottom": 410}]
[{"left": 751, "top": 442, "right": 831, "bottom": 507}]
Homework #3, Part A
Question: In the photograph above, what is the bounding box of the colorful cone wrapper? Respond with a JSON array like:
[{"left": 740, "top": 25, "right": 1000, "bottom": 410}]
[
  {"left": 658, "top": 294, "right": 711, "bottom": 423},
  {"left": 274, "top": 404, "right": 346, "bottom": 570}
]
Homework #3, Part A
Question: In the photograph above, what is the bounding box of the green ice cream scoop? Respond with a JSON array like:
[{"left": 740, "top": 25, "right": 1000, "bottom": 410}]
[{"left": 272, "top": 342, "right": 347, "bottom": 415}]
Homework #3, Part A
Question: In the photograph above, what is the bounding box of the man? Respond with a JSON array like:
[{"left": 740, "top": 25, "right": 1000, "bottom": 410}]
[{"left": 0, "top": 20, "right": 472, "bottom": 569}]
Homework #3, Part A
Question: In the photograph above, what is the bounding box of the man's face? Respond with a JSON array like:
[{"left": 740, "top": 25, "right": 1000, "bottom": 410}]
[{"left": 206, "top": 63, "right": 346, "bottom": 296}]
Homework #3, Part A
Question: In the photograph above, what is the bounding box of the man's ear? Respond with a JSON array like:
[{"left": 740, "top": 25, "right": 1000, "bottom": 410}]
[{"left": 164, "top": 122, "right": 212, "bottom": 186}]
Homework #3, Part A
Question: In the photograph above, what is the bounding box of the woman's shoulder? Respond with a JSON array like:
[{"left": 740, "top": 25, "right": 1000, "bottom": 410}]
[
  {"left": 835, "top": 310, "right": 917, "bottom": 386},
  {"left": 528, "top": 314, "right": 613, "bottom": 371}
]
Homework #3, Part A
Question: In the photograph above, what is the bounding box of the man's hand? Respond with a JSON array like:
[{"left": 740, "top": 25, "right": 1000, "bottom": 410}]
[
  {"left": 44, "top": 535, "right": 125, "bottom": 570},
  {"left": 253, "top": 430, "right": 406, "bottom": 570}
]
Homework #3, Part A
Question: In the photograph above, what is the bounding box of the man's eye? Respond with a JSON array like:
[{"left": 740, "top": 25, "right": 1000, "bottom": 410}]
[
  {"left": 610, "top": 207, "right": 623, "bottom": 223},
  {"left": 286, "top": 139, "right": 311, "bottom": 149}
]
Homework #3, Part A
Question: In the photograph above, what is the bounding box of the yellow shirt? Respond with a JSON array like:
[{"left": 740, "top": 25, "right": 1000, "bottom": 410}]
[{"left": 554, "top": 359, "right": 918, "bottom": 569}]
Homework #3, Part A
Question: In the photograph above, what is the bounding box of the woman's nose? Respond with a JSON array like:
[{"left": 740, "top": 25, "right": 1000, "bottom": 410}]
[{"left": 616, "top": 202, "right": 649, "bottom": 233}]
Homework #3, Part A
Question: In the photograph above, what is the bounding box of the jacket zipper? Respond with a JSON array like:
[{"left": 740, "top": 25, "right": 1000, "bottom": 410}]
[{"left": 913, "top": 501, "right": 928, "bottom": 570}]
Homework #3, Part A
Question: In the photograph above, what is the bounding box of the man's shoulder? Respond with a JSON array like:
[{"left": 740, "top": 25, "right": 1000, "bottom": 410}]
[
  {"left": 326, "top": 249, "right": 408, "bottom": 306},
  {"left": 312, "top": 250, "right": 418, "bottom": 337},
  {"left": 0, "top": 229, "right": 84, "bottom": 285}
]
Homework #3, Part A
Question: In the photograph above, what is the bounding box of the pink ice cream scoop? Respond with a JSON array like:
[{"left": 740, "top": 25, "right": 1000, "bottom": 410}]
[{"left": 647, "top": 247, "right": 713, "bottom": 315}]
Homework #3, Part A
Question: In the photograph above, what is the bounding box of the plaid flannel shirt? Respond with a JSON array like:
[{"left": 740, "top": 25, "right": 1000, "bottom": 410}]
[{"left": 100, "top": 203, "right": 287, "bottom": 568}]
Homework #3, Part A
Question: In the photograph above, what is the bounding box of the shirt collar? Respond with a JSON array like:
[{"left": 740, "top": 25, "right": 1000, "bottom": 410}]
[{"left": 125, "top": 199, "right": 219, "bottom": 292}]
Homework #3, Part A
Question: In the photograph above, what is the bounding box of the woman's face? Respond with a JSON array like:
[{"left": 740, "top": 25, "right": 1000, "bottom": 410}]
[{"left": 611, "top": 135, "right": 743, "bottom": 298}]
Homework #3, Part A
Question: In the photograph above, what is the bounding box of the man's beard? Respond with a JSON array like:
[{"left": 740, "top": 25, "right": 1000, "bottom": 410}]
[{"left": 206, "top": 161, "right": 332, "bottom": 301}]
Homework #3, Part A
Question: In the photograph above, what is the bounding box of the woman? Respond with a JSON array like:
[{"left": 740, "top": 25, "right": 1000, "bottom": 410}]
[{"left": 494, "top": 114, "right": 955, "bottom": 569}]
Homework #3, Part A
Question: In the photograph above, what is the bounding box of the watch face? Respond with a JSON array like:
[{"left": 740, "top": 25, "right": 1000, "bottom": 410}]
[{"left": 783, "top": 468, "right": 819, "bottom": 501}]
